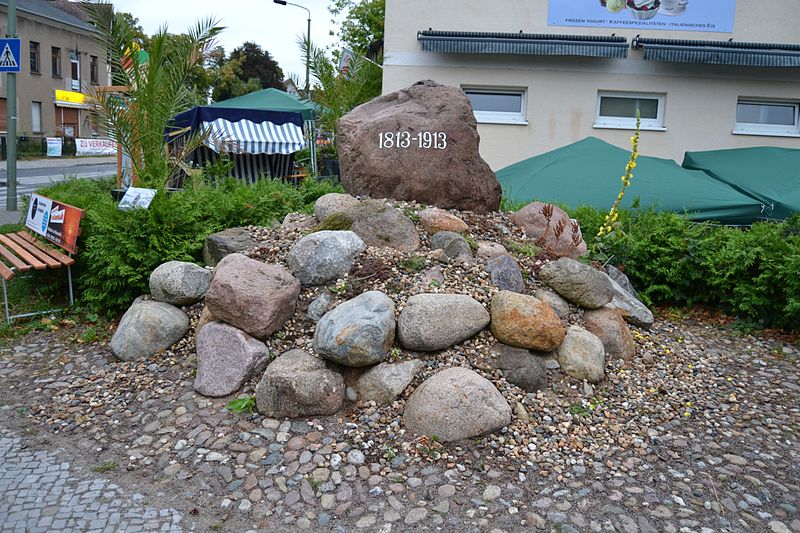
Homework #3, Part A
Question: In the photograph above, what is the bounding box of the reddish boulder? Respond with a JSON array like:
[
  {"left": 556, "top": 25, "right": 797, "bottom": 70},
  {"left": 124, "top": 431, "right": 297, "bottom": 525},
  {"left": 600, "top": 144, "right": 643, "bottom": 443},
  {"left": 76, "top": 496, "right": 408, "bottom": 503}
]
[
  {"left": 510, "top": 202, "right": 587, "bottom": 258},
  {"left": 338, "top": 80, "right": 501, "bottom": 213}
]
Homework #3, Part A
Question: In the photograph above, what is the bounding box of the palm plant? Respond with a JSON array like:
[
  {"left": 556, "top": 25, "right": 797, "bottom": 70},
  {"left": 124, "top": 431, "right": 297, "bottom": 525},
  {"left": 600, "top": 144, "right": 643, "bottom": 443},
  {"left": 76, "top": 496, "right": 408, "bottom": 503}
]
[{"left": 87, "top": 7, "right": 223, "bottom": 188}]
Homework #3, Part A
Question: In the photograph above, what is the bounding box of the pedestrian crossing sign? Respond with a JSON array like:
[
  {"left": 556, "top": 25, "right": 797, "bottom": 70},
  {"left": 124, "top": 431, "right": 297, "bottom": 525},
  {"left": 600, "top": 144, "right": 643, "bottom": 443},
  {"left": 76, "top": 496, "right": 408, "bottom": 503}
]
[{"left": 0, "top": 39, "right": 21, "bottom": 73}]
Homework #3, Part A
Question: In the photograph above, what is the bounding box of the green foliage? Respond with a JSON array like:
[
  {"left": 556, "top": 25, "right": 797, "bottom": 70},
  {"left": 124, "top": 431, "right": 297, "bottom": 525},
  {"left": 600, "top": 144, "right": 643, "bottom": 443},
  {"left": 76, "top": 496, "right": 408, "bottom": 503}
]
[
  {"left": 398, "top": 256, "right": 427, "bottom": 273},
  {"left": 91, "top": 461, "right": 119, "bottom": 473},
  {"left": 38, "top": 177, "right": 342, "bottom": 315},
  {"left": 499, "top": 195, "right": 527, "bottom": 213},
  {"left": 504, "top": 239, "right": 538, "bottom": 258},
  {"left": 329, "top": 0, "right": 385, "bottom": 58},
  {"left": 226, "top": 396, "right": 256, "bottom": 414}
]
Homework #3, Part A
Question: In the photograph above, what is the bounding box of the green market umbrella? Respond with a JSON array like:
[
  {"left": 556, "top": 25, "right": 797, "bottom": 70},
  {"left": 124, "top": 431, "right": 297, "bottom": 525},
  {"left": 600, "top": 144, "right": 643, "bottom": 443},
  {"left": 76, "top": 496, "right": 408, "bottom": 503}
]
[
  {"left": 497, "top": 137, "right": 765, "bottom": 225},
  {"left": 683, "top": 146, "right": 800, "bottom": 221}
]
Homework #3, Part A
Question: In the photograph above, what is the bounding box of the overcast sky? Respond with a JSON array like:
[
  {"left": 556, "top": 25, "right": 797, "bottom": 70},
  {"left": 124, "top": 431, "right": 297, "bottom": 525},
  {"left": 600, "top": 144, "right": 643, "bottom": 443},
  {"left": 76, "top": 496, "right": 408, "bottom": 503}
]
[{"left": 111, "top": 0, "right": 340, "bottom": 85}]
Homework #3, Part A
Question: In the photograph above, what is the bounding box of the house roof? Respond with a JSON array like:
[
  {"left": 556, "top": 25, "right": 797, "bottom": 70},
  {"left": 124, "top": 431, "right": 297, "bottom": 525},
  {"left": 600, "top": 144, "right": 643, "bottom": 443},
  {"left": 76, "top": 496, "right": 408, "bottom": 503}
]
[{"left": 0, "top": 0, "right": 96, "bottom": 33}]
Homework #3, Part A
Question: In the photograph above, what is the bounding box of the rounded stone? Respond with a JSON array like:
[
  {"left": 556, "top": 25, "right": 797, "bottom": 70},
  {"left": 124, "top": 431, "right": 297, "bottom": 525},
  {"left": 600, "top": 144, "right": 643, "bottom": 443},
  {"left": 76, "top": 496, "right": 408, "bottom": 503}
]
[
  {"left": 557, "top": 325, "right": 605, "bottom": 383},
  {"left": 149, "top": 260, "right": 212, "bottom": 305},
  {"left": 286, "top": 230, "right": 365, "bottom": 286},
  {"left": 110, "top": 299, "right": 190, "bottom": 361},
  {"left": 490, "top": 290, "right": 565, "bottom": 351},
  {"left": 397, "top": 293, "right": 489, "bottom": 351}
]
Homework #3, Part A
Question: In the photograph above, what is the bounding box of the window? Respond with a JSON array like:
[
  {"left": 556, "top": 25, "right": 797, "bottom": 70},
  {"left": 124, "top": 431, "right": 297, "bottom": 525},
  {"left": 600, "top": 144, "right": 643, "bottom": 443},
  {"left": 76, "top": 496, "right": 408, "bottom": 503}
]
[
  {"left": 31, "top": 102, "right": 42, "bottom": 133},
  {"left": 51, "top": 46, "right": 61, "bottom": 77},
  {"left": 90, "top": 55, "right": 98, "bottom": 84},
  {"left": 734, "top": 99, "right": 800, "bottom": 137},
  {"left": 29, "top": 41, "right": 40, "bottom": 74},
  {"left": 462, "top": 87, "right": 527, "bottom": 125},
  {"left": 70, "top": 50, "right": 80, "bottom": 90},
  {"left": 595, "top": 91, "right": 665, "bottom": 131}
]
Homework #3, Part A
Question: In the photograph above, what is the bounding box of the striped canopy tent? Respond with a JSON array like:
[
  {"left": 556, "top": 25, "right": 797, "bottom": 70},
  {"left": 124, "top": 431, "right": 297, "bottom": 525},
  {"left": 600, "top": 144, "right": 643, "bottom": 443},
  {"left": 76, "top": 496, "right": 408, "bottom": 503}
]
[{"left": 167, "top": 106, "right": 306, "bottom": 182}]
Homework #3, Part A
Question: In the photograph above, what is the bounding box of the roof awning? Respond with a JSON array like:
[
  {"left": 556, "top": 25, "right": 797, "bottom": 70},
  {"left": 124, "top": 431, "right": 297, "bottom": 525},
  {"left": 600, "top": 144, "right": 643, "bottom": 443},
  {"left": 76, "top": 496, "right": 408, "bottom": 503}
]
[
  {"left": 201, "top": 118, "right": 306, "bottom": 155},
  {"left": 418, "top": 30, "right": 628, "bottom": 58},
  {"left": 633, "top": 37, "right": 800, "bottom": 67}
]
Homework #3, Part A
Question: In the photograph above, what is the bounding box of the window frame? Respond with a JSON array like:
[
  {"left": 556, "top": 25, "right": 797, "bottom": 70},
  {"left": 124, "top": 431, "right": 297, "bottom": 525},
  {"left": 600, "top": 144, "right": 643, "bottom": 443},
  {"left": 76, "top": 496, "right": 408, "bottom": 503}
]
[
  {"left": 90, "top": 55, "right": 99, "bottom": 84},
  {"left": 31, "top": 101, "right": 42, "bottom": 133},
  {"left": 733, "top": 98, "right": 800, "bottom": 137},
  {"left": 594, "top": 91, "right": 666, "bottom": 131},
  {"left": 29, "top": 41, "right": 40, "bottom": 74},
  {"left": 51, "top": 46, "right": 61, "bottom": 78},
  {"left": 462, "top": 86, "right": 528, "bottom": 125}
]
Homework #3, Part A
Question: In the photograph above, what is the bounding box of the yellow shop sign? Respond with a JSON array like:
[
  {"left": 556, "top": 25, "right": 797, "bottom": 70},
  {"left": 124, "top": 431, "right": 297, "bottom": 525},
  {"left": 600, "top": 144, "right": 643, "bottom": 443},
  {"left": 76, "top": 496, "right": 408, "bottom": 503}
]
[{"left": 54, "top": 90, "right": 88, "bottom": 108}]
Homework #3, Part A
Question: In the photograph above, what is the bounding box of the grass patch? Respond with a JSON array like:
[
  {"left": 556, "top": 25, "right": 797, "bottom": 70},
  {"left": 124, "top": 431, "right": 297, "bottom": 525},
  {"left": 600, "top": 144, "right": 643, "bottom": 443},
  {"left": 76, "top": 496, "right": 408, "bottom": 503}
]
[
  {"left": 312, "top": 212, "right": 353, "bottom": 232},
  {"left": 504, "top": 239, "right": 538, "bottom": 258},
  {"left": 398, "top": 256, "right": 427, "bottom": 273},
  {"left": 226, "top": 396, "right": 256, "bottom": 414},
  {"left": 92, "top": 461, "right": 119, "bottom": 473}
]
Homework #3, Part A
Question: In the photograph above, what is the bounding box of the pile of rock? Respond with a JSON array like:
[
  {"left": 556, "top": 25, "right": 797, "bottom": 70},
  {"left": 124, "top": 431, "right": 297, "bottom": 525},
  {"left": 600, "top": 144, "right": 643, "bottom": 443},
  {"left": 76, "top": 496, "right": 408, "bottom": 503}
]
[{"left": 110, "top": 193, "right": 654, "bottom": 445}]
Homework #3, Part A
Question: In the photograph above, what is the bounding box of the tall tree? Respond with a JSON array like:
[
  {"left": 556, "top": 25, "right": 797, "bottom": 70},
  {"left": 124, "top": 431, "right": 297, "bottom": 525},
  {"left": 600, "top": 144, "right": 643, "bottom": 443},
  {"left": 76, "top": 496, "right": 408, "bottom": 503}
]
[
  {"left": 329, "top": 0, "right": 384, "bottom": 59},
  {"left": 211, "top": 56, "right": 261, "bottom": 102},
  {"left": 229, "top": 42, "right": 285, "bottom": 90}
]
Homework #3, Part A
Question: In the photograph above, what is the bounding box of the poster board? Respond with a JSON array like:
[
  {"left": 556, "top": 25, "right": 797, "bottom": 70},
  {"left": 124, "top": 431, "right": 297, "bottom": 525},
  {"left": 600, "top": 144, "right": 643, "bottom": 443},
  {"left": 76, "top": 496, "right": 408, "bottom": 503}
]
[
  {"left": 118, "top": 187, "right": 157, "bottom": 210},
  {"left": 548, "top": 0, "right": 736, "bottom": 33},
  {"left": 76, "top": 138, "right": 117, "bottom": 156},
  {"left": 46, "top": 138, "right": 63, "bottom": 157},
  {"left": 25, "top": 193, "right": 84, "bottom": 254}
]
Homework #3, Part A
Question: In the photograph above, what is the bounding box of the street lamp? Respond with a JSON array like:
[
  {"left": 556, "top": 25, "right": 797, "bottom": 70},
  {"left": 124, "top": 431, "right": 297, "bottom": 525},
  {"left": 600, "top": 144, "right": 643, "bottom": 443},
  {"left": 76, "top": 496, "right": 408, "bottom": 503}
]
[{"left": 273, "top": 0, "right": 311, "bottom": 95}]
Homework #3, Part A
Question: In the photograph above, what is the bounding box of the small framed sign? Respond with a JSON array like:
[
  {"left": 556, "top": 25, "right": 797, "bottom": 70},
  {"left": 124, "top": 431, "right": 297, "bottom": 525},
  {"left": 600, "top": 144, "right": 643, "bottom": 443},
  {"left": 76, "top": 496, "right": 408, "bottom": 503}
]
[{"left": 117, "top": 187, "right": 157, "bottom": 210}]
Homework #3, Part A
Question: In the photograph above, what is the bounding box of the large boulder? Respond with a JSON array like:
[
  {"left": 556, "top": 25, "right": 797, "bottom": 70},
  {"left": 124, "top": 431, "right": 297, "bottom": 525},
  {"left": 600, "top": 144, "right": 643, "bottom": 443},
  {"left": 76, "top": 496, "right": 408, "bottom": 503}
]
[
  {"left": 583, "top": 308, "right": 636, "bottom": 361},
  {"left": 343, "top": 200, "right": 421, "bottom": 252},
  {"left": 557, "top": 326, "right": 605, "bottom": 383},
  {"left": 418, "top": 208, "right": 468, "bottom": 235},
  {"left": 194, "top": 322, "right": 269, "bottom": 397},
  {"left": 604, "top": 276, "right": 654, "bottom": 329},
  {"left": 538, "top": 257, "right": 614, "bottom": 309},
  {"left": 354, "top": 360, "right": 425, "bottom": 405},
  {"left": 510, "top": 202, "right": 587, "bottom": 258},
  {"left": 255, "top": 350, "right": 344, "bottom": 418},
  {"left": 491, "top": 344, "right": 548, "bottom": 393},
  {"left": 403, "top": 367, "right": 511, "bottom": 442},
  {"left": 338, "top": 80, "right": 501, "bottom": 213},
  {"left": 604, "top": 264, "right": 638, "bottom": 299},
  {"left": 314, "top": 193, "right": 360, "bottom": 221},
  {"left": 314, "top": 291, "right": 396, "bottom": 367},
  {"left": 490, "top": 291, "right": 565, "bottom": 351},
  {"left": 110, "top": 299, "right": 190, "bottom": 361},
  {"left": 485, "top": 254, "right": 525, "bottom": 293},
  {"left": 202, "top": 227, "right": 260, "bottom": 267},
  {"left": 204, "top": 254, "right": 301, "bottom": 339},
  {"left": 149, "top": 261, "right": 212, "bottom": 306},
  {"left": 286, "top": 230, "right": 365, "bottom": 286},
  {"left": 397, "top": 293, "right": 489, "bottom": 351}
]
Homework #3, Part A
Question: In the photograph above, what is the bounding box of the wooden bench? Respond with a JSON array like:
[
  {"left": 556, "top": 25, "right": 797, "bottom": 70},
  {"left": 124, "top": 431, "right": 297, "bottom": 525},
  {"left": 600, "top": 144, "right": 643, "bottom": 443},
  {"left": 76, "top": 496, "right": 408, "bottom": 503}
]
[{"left": 0, "top": 194, "right": 84, "bottom": 323}]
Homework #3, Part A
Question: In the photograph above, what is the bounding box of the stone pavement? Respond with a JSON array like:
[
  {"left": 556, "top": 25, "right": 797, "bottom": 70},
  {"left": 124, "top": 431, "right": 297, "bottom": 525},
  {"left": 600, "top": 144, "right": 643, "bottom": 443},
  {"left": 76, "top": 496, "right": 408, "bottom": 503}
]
[{"left": 0, "top": 429, "right": 185, "bottom": 533}]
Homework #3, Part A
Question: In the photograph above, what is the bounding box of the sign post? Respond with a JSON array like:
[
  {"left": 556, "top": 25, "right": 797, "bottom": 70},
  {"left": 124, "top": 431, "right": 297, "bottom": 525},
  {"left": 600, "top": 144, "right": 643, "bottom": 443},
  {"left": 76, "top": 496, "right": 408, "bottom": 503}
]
[{"left": 2, "top": 0, "right": 21, "bottom": 211}]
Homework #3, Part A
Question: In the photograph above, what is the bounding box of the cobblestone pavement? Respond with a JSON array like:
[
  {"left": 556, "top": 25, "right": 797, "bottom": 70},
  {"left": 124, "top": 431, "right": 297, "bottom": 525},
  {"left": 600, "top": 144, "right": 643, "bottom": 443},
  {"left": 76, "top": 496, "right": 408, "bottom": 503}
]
[
  {"left": 1, "top": 317, "right": 799, "bottom": 532},
  {"left": 0, "top": 429, "right": 186, "bottom": 533}
]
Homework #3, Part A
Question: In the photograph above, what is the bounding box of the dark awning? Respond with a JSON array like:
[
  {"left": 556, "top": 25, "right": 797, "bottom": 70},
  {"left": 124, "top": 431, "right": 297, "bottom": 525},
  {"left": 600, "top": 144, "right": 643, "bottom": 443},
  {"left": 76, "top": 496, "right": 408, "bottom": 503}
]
[
  {"left": 633, "top": 37, "right": 800, "bottom": 67},
  {"left": 418, "top": 31, "right": 628, "bottom": 58}
]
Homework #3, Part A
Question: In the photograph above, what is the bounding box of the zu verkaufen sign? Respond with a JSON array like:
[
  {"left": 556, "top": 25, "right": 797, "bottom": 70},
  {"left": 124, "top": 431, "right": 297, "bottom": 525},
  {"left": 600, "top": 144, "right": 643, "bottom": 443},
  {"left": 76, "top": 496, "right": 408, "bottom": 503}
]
[{"left": 548, "top": 0, "right": 736, "bottom": 33}]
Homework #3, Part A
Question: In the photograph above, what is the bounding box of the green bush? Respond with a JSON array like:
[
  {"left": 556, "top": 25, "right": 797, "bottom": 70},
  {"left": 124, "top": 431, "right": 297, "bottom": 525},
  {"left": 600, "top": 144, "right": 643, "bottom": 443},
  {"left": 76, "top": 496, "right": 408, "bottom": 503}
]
[{"left": 38, "top": 177, "right": 342, "bottom": 314}]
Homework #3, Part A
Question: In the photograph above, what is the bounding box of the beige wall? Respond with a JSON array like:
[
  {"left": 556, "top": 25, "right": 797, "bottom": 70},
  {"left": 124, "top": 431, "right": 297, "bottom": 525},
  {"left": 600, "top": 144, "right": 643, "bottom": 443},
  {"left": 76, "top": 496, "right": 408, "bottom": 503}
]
[
  {"left": 384, "top": 0, "right": 800, "bottom": 169},
  {"left": 0, "top": 7, "right": 108, "bottom": 137}
]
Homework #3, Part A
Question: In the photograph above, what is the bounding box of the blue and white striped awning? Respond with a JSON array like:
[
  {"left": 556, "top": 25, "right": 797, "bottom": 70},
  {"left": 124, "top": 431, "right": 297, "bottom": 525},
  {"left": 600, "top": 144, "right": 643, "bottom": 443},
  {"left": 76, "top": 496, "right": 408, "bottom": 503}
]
[{"left": 201, "top": 118, "right": 306, "bottom": 155}]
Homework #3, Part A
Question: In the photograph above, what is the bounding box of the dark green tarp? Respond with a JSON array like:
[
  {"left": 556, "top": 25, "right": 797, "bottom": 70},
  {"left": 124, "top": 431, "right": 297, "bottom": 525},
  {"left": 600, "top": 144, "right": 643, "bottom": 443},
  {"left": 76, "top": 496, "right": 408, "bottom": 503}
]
[
  {"left": 497, "top": 137, "right": 765, "bottom": 225},
  {"left": 682, "top": 146, "right": 800, "bottom": 221},
  {"left": 212, "top": 88, "right": 318, "bottom": 122}
]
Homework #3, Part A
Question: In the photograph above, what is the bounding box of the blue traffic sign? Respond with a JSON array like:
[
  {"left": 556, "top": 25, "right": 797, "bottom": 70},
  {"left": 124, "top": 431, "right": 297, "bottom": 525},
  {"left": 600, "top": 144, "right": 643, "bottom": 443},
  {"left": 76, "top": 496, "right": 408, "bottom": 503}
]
[{"left": 0, "top": 38, "right": 21, "bottom": 73}]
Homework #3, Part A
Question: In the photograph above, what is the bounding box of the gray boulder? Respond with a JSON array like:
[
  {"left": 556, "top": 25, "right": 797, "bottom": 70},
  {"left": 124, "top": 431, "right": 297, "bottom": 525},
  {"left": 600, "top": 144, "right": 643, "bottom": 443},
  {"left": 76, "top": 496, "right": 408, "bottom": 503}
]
[
  {"left": 314, "top": 291, "right": 396, "bottom": 367},
  {"left": 557, "top": 326, "right": 605, "bottom": 383},
  {"left": 194, "top": 322, "right": 269, "bottom": 397},
  {"left": 255, "top": 350, "right": 344, "bottom": 418},
  {"left": 604, "top": 276, "right": 654, "bottom": 329},
  {"left": 205, "top": 254, "right": 301, "bottom": 339},
  {"left": 307, "top": 291, "right": 334, "bottom": 322},
  {"left": 149, "top": 261, "right": 212, "bottom": 306},
  {"left": 397, "top": 293, "right": 489, "bottom": 351},
  {"left": 345, "top": 200, "right": 420, "bottom": 252},
  {"left": 403, "top": 367, "right": 511, "bottom": 442},
  {"left": 485, "top": 254, "right": 525, "bottom": 293},
  {"left": 430, "top": 231, "right": 473, "bottom": 262},
  {"left": 314, "top": 193, "right": 360, "bottom": 221},
  {"left": 202, "top": 227, "right": 260, "bottom": 267},
  {"left": 354, "top": 360, "right": 425, "bottom": 405},
  {"left": 491, "top": 344, "right": 548, "bottom": 393},
  {"left": 286, "top": 230, "right": 365, "bottom": 286},
  {"left": 538, "top": 257, "right": 614, "bottom": 309},
  {"left": 110, "top": 299, "right": 190, "bottom": 361},
  {"left": 534, "top": 288, "right": 571, "bottom": 320},
  {"left": 604, "top": 264, "right": 638, "bottom": 299}
]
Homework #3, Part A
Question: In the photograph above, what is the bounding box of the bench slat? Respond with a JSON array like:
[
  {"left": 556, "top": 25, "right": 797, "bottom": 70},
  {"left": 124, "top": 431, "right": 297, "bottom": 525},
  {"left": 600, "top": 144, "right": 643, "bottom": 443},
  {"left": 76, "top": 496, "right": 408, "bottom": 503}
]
[
  {"left": 15, "top": 232, "right": 75, "bottom": 266},
  {"left": 0, "top": 235, "right": 47, "bottom": 270},
  {"left": 0, "top": 241, "right": 31, "bottom": 272},
  {"left": 0, "top": 260, "right": 15, "bottom": 281},
  {"left": 6, "top": 234, "right": 61, "bottom": 269}
]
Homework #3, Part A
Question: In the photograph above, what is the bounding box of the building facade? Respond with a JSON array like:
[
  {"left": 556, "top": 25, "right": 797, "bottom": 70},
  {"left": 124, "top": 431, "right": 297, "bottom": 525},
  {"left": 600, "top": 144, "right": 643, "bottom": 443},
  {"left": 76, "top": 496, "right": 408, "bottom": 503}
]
[
  {"left": 383, "top": 1, "right": 800, "bottom": 170},
  {"left": 0, "top": 0, "right": 109, "bottom": 138}
]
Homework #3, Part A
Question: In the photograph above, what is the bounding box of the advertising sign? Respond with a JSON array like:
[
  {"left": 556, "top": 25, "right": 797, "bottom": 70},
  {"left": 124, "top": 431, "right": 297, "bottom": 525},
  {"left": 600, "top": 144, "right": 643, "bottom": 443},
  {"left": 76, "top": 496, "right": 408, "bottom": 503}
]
[
  {"left": 548, "top": 0, "right": 736, "bottom": 33},
  {"left": 76, "top": 138, "right": 117, "bottom": 156},
  {"left": 25, "top": 194, "right": 84, "bottom": 254},
  {"left": 46, "top": 138, "right": 63, "bottom": 157},
  {"left": 118, "top": 187, "right": 157, "bottom": 211}
]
